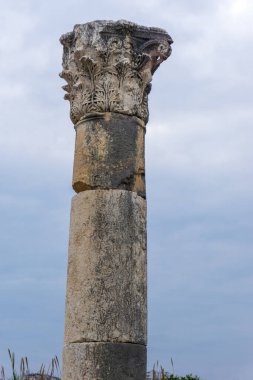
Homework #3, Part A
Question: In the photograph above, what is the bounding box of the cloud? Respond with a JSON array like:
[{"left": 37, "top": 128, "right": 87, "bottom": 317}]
[{"left": 0, "top": 1, "right": 253, "bottom": 379}]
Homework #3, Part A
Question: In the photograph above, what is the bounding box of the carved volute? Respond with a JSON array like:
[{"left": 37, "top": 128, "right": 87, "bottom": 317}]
[{"left": 60, "top": 20, "right": 173, "bottom": 125}]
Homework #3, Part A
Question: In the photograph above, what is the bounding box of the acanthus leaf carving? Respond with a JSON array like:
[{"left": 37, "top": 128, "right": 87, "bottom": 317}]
[{"left": 60, "top": 20, "right": 173, "bottom": 125}]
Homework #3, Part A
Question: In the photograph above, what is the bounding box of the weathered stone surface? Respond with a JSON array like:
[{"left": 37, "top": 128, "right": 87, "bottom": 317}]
[
  {"left": 64, "top": 190, "right": 147, "bottom": 345},
  {"left": 60, "top": 20, "right": 173, "bottom": 125},
  {"left": 62, "top": 342, "right": 146, "bottom": 380},
  {"left": 72, "top": 112, "right": 146, "bottom": 197},
  {"left": 60, "top": 19, "right": 172, "bottom": 380},
  {"left": 23, "top": 376, "right": 59, "bottom": 380}
]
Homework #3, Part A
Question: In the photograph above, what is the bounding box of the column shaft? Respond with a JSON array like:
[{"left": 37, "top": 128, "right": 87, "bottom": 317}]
[
  {"left": 64, "top": 190, "right": 147, "bottom": 345},
  {"left": 62, "top": 342, "right": 146, "bottom": 380},
  {"left": 72, "top": 113, "right": 146, "bottom": 198}
]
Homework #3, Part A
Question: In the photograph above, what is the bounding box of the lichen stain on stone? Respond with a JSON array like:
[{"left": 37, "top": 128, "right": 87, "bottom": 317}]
[
  {"left": 133, "top": 174, "right": 146, "bottom": 199},
  {"left": 104, "top": 112, "right": 112, "bottom": 122}
]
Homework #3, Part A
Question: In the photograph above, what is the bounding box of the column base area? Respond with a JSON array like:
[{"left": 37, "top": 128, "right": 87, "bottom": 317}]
[{"left": 62, "top": 342, "right": 146, "bottom": 380}]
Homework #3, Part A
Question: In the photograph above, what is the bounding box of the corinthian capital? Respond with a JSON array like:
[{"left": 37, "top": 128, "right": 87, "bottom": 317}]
[{"left": 60, "top": 20, "right": 173, "bottom": 125}]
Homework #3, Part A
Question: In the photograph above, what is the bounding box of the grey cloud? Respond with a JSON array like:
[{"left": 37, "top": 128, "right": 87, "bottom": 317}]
[{"left": 0, "top": 0, "right": 253, "bottom": 379}]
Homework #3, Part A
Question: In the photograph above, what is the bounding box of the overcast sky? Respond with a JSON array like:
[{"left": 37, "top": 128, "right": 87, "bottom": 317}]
[{"left": 0, "top": 1, "right": 253, "bottom": 379}]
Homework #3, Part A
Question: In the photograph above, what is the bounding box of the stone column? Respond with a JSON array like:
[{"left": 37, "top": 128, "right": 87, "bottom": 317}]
[{"left": 59, "top": 20, "right": 172, "bottom": 380}]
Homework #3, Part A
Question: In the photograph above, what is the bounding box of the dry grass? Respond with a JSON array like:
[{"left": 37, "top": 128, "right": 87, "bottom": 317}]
[
  {"left": 0, "top": 350, "right": 60, "bottom": 380},
  {"left": 1, "top": 351, "right": 200, "bottom": 380},
  {"left": 146, "top": 360, "right": 200, "bottom": 380}
]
